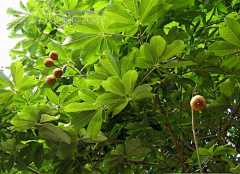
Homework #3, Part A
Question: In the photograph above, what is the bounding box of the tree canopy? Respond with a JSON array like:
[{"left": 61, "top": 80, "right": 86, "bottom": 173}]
[{"left": 1, "top": 0, "right": 240, "bottom": 173}]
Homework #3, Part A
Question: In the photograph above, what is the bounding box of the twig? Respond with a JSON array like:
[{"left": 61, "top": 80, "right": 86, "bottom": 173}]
[
  {"left": 155, "top": 94, "right": 187, "bottom": 170},
  {"left": 139, "top": 67, "right": 156, "bottom": 85},
  {"left": 61, "top": 75, "right": 88, "bottom": 78},
  {"left": 27, "top": 167, "right": 41, "bottom": 174},
  {"left": 192, "top": 109, "right": 203, "bottom": 173},
  {"left": 122, "top": 160, "right": 182, "bottom": 167}
]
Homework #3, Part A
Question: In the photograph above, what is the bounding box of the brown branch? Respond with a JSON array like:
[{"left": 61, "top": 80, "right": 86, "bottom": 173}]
[
  {"left": 61, "top": 74, "right": 88, "bottom": 78},
  {"left": 27, "top": 167, "right": 40, "bottom": 174},
  {"left": 155, "top": 94, "right": 187, "bottom": 170},
  {"left": 122, "top": 160, "right": 182, "bottom": 167}
]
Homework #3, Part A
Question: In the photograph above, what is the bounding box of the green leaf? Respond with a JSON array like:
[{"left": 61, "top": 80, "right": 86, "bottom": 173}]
[
  {"left": 122, "top": 70, "right": 138, "bottom": 95},
  {"left": 102, "top": 76, "right": 126, "bottom": 97},
  {"left": 141, "top": 3, "right": 172, "bottom": 25},
  {"left": 140, "top": 43, "right": 155, "bottom": 66},
  {"left": 59, "top": 86, "right": 71, "bottom": 104},
  {"left": 95, "top": 93, "right": 123, "bottom": 107},
  {"left": 125, "top": 138, "right": 140, "bottom": 155},
  {"left": 100, "top": 50, "right": 120, "bottom": 76},
  {"left": 81, "top": 36, "right": 102, "bottom": 66},
  {"left": 150, "top": 36, "right": 166, "bottom": 59},
  {"left": 121, "top": 51, "right": 135, "bottom": 76},
  {"left": 104, "top": 155, "right": 124, "bottom": 169},
  {"left": 72, "top": 111, "right": 95, "bottom": 129},
  {"left": 0, "top": 71, "right": 14, "bottom": 88},
  {"left": 93, "top": 1, "right": 109, "bottom": 11},
  {"left": 128, "top": 147, "right": 152, "bottom": 156},
  {"left": 219, "top": 18, "right": 240, "bottom": 47},
  {"left": 87, "top": 110, "right": 103, "bottom": 139},
  {"left": 34, "top": 145, "right": 44, "bottom": 168},
  {"left": 62, "top": 33, "right": 97, "bottom": 49},
  {"left": 11, "top": 61, "right": 23, "bottom": 90},
  {"left": 18, "top": 75, "right": 36, "bottom": 91},
  {"left": 219, "top": 78, "right": 235, "bottom": 97},
  {"left": 0, "top": 139, "right": 16, "bottom": 152},
  {"left": 135, "top": 48, "right": 154, "bottom": 69},
  {"left": 47, "top": 89, "right": 59, "bottom": 105},
  {"left": 132, "top": 84, "right": 153, "bottom": 100},
  {"left": 78, "top": 89, "right": 97, "bottom": 103},
  {"left": 230, "top": 164, "right": 240, "bottom": 173},
  {"left": 38, "top": 123, "right": 71, "bottom": 144},
  {"left": 123, "top": 0, "right": 139, "bottom": 19},
  {"left": 16, "top": 156, "right": 28, "bottom": 171},
  {"left": 81, "top": 129, "right": 108, "bottom": 143},
  {"left": 65, "top": 0, "right": 78, "bottom": 10},
  {"left": 48, "top": 39, "right": 68, "bottom": 60},
  {"left": 105, "top": 4, "right": 135, "bottom": 24},
  {"left": 7, "top": 16, "right": 27, "bottom": 29},
  {"left": 40, "top": 114, "right": 60, "bottom": 123},
  {"left": 160, "top": 61, "right": 195, "bottom": 68},
  {"left": 217, "top": 2, "right": 228, "bottom": 13},
  {"left": 209, "top": 41, "right": 240, "bottom": 56},
  {"left": 159, "top": 40, "right": 185, "bottom": 62},
  {"left": 139, "top": 0, "right": 158, "bottom": 23},
  {"left": 0, "top": 89, "right": 15, "bottom": 104},
  {"left": 65, "top": 22, "right": 101, "bottom": 34},
  {"left": 86, "top": 73, "right": 108, "bottom": 86},
  {"left": 64, "top": 102, "right": 97, "bottom": 112},
  {"left": 113, "top": 100, "right": 128, "bottom": 116}
]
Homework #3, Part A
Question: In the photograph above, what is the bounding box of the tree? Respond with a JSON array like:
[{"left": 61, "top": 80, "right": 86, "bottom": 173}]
[{"left": 1, "top": 0, "right": 240, "bottom": 173}]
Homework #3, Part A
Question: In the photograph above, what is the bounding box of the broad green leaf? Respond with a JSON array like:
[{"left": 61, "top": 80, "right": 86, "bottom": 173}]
[
  {"left": 140, "top": 43, "right": 155, "bottom": 65},
  {"left": 72, "top": 111, "right": 95, "bottom": 129},
  {"left": 64, "top": 102, "right": 97, "bottom": 112},
  {"left": 167, "top": 0, "right": 194, "bottom": 10},
  {"left": 0, "top": 89, "right": 15, "bottom": 104},
  {"left": 159, "top": 40, "right": 185, "bottom": 62},
  {"left": 104, "top": 154, "right": 124, "bottom": 169},
  {"left": 95, "top": 93, "right": 123, "bottom": 107},
  {"left": 209, "top": 41, "right": 240, "bottom": 56},
  {"left": 220, "top": 78, "right": 235, "bottom": 97},
  {"left": 230, "top": 164, "right": 240, "bottom": 173},
  {"left": 113, "top": 100, "right": 128, "bottom": 116},
  {"left": 40, "top": 114, "right": 60, "bottom": 123},
  {"left": 11, "top": 61, "right": 23, "bottom": 90},
  {"left": 150, "top": 36, "right": 166, "bottom": 59},
  {"left": 65, "top": 0, "right": 78, "bottom": 10},
  {"left": 7, "top": 16, "right": 27, "bottom": 29},
  {"left": 141, "top": 3, "right": 172, "bottom": 25},
  {"left": 135, "top": 47, "right": 154, "bottom": 69},
  {"left": 56, "top": 142, "right": 78, "bottom": 160},
  {"left": 18, "top": 75, "right": 36, "bottom": 91},
  {"left": 65, "top": 22, "right": 101, "bottom": 34},
  {"left": 105, "top": 4, "right": 135, "bottom": 24},
  {"left": 160, "top": 61, "right": 195, "bottom": 68},
  {"left": 11, "top": 112, "right": 37, "bottom": 131},
  {"left": 48, "top": 39, "right": 68, "bottom": 59},
  {"left": 81, "top": 131, "right": 108, "bottom": 143},
  {"left": 121, "top": 51, "right": 135, "bottom": 76},
  {"left": 102, "top": 76, "right": 126, "bottom": 96},
  {"left": 132, "top": 84, "right": 153, "bottom": 100},
  {"left": 78, "top": 89, "right": 97, "bottom": 103},
  {"left": 139, "top": 0, "right": 158, "bottom": 23},
  {"left": 62, "top": 33, "right": 97, "bottom": 49},
  {"left": 59, "top": 86, "right": 71, "bottom": 104},
  {"left": 123, "top": 0, "right": 138, "bottom": 19},
  {"left": 93, "top": 1, "right": 109, "bottom": 11},
  {"left": 122, "top": 70, "right": 138, "bottom": 95},
  {"left": 219, "top": 18, "right": 240, "bottom": 47},
  {"left": 86, "top": 73, "right": 108, "bottom": 86},
  {"left": 81, "top": 36, "right": 102, "bottom": 66},
  {"left": 217, "top": 2, "right": 228, "bottom": 13},
  {"left": 87, "top": 110, "right": 102, "bottom": 139},
  {"left": 110, "top": 144, "right": 125, "bottom": 156},
  {"left": 100, "top": 50, "right": 120, "bottom": 76},
  {"left": 125, "top": 138, "right": 140, "bottom": 155},
  {"left": 34, "top": 145, "right": 44, "bottom": 168},
  {"left": 0, "top": 70, "right": 14, "bottom": 88},
  {"left": 128, "top": 147, "right": 152, "bottom": 156},
  {"left": 47, "top": 89, "right": 59, "bottom": 105},
  {"left": 38, "top": 123, "right": 71, "bottom": 144},
  {"left": 0, "top": 138, "right": 16, "bottom": 152}
]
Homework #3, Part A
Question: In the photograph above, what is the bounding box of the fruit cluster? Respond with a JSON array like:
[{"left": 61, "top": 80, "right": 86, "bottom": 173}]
[{"left": 44, "top": 51, "right": 63, "bottom": 86}]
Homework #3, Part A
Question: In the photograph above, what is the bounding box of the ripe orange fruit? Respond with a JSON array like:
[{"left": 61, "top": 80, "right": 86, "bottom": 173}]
[
  {"left": 46, "top": 75, "right": 56, "bottom": 86},
  {"left": 49, "top": 51, "right": 58, "bottom": 60},
  {"left": 44, "top": 58, "right": 54, "bottom": 67},
  {"left": 190, "top": 95, "right": 206, "bottom": 111},
  {"left": 53, "top": 68, "right": 63, "bottom": 78}
]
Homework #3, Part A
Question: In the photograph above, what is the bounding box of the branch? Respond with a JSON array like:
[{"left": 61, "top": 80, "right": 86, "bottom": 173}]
[
  {"left": 214, "top": 102, "right": 240, "bottom": 143},
  {"left": 61, "top": 74, "right": 88, "bottom": 78},
  {"left": 27, "top": 167, "right": 40, "bottom": 174},
  {"left": 155, "top": 94, "right": 187, "bottom": 170},
  {"left": 122, "top": 160, "right": 182, "bottom": 167}
]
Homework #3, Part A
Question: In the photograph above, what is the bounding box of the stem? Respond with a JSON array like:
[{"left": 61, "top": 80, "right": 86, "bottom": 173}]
[
  {"left": 192, "top": 109, "right": 203, "bottom": 173},
  {"left": 139, "top": 67, "right": 155, "bottom": 85},
  {"left": 56, "top": 59, "right": 64, "bottom": 67},
  {"left": 27, "top": 167, "right": 40, "bottom": 174},
  {"left": 155, "top": 94, "right": 187, "bottom": 170},
  {"left": 61, "top": 75, "right": 88, "bottom": 78}
]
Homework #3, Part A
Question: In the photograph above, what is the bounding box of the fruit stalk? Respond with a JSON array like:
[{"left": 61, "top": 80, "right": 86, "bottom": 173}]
[{"left": 192, "top": 109, "right": 203, "bottom": 173}]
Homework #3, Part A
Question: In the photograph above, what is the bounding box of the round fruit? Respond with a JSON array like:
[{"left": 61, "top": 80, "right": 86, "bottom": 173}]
[
  {"left": 49, "top": 51, "right": 58, "bottom": 60},
  {"left": 190, "top": 95, "right": 206, "bottom": 111},
  {"left": 44, "top": 58, "right": 54, "bottom": 67},
  {"left": 53, "top": 68, "right": 63, "bottom": 78},
  {"left": 45, "top": 75, "right": 56, "bottom": 86}
]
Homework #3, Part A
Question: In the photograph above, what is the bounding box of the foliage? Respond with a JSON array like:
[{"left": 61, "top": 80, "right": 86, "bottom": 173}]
[{"left": 1, "top": 0, "right": 240, "bottom": 173}]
